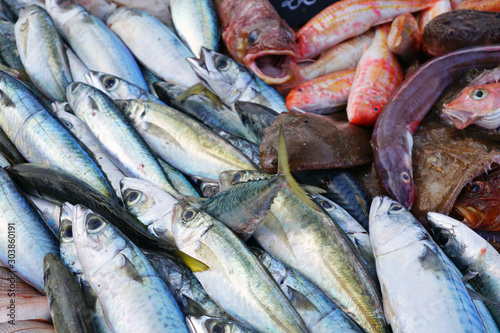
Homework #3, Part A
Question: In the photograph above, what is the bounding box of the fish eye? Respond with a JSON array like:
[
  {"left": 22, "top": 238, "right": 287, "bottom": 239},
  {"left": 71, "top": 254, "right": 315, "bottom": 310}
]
[
  {"left": 401, "top": 172, "right": 410, "bottom": 182},
  {"left": 295, "top": 37, "right": 300, "bottom": 43},
  {"left": 247, "top": 29, "right": 261, "bottom": 46},
  {"left": 232, "top": 172, "right": 242, "bottom": 183},
  {"left": 103, "top": 76, "right": 118, "bottom": 91},
  {"left": 64, "top": 104, "right": 72, "bottom": 112},
  {"left": 61, "top": 119, "right": 73, "bottom": 129},
  {"left": 471, "top": 88, "right": 488, "bottom": 101},
  {"left": 182, "top": 208, "right": 197, "bottom": 222},
  {"left": 215, "top": 57, "right": 230, "bottom": 71},
  {"left": 372, "top": 105, "right": 381, "bottom": 113},
  {"left": 321, "top": 200, "right": 333, "bottom": 210},
  {"left": 297, "top": 88, "right": 303, "bottom": 92},
  {"left": 86, "top": 215, "right": 105, "bottom": 232},
  {"left": 467, "top": 181, "right": 484, "bottom": 195},
  {"left": 61, "top": 224, "right": 73, "bottom": 240},
  {"left": 119, "top": 101, "right": 130, "bottom": 111},
  {"left": 211, "top": 322, "right": 226, "bottom": 333},
  {"left": 124, "top": 189, "right": 141, "bottom": 205},
  {"left": 435, "top": 232, "right": 451, "bottom": 247},
  {"left": 389, "top": 202, "right": 404, "bottom": 214}
]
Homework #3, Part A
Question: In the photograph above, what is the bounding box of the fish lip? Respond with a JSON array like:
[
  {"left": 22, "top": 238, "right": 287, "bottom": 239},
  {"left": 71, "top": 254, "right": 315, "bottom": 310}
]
[
  {"left": 454, "top": 205, "right": 481, "bottom": 227},
  {"left": 245, "top": 50, "right": 295, "bottom": 85},
  {"left": 442, "top": 107, "right": 476, "bottom": 129},
  {"left": 185, "top": 316, "right": 196, "bottom": 333}
]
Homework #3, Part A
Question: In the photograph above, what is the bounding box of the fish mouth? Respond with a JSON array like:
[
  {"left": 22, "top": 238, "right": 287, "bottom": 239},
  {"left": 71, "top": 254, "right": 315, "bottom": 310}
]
[
  {"left": 453, "top": 205, "right": 481, "bottom": 228},
  {"left": 247, "top": 51, "right": 295, "bottom": 85},
  {"left": 441, "top": 108, "right": 476, "bottom": 129}
]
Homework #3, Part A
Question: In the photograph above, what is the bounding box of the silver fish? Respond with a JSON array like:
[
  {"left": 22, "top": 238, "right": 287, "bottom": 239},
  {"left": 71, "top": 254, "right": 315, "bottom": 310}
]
[
  {"left": 65, "top": 46, "right": 88, "bottom": 83},
  {"left": 370, "top": 196, "right": 486, "bottom": 333},
  {"left": 46, "top": 0, "right": 147, "bottom": 90},
  {"left": 15, "top": 5, "right": 72, "bottom": 101}
]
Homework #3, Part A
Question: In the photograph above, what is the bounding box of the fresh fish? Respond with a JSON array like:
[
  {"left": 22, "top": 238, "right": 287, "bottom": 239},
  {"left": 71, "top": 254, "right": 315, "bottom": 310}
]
[
  {"left": 27, "top": 194, "right": 61, "bottom": 236},
  {"left": 295, "top": 0, "right": 438, "bottom": 60},
  {"left": 43, "top": 253, "right": 96, "bottom": 333},
  {"left": 85, "top": 71, "right": 161, "bottom": 103},
  {"left": 387, "top": 12, "right": 421, "bottom": 62},
  {"left": 119, "top": 177, "right": 178, "bottom": 242},
  {"left": 170, "top": 0, "right": 218, "bottom": 58},
  {"left": 51, "top": 101, "right": 125, "bottom": 200},
  {"left": 443, "top": 81, "right": 500, "bottom": 130},
  {"left": 0, "top": 71, "right": 115, "bottom": 200},
  {"left": 347, "top": 24, "right": 403, "bottom": 127},
  {"left": 286, "top": 69, "right": 355, "bottom": 114},
  {"left": 15, "top": 5, "right": 72, "bottom": 102},
  {"left": 0, "top": 11, "right": 24, "bottom": 70},
  {"left": 233, "top": 101, "right": 277, "bottom": 142},
  {"left": 213, "top": 0, "right": 296, "bottom": 85},
  {"left": 117, "top": 98, "right": 256, "bottom": 182},
  {"left": 72, "top": 205, "right": 189, "bottom": 332},
  {"left": 370, "top": 196, "right": 486, "bottom": 332},
  {"left": 422, "top": 10, "right": 500, "bottom": 57},
  {"left": 418, "top": 0, "right": 451, "bottom": 31},
  {"left": 109, "top": 0, "right": 173, "bottom": 27},
  {"left": 0, "top": 167, "right": 59, "bottom": 292},
  {"left": 187, "top": 48, "right": 288, "bottom": 113},
  {"left": 46, "top": 0, "right": 147, "bottom": 90},
  {"left": 73, "top": 0, "right": 116, "bottom": 21},
  {"left": 212, "top": 128, "right": 260, "bottom": 166},
  {"left": 452, "top": 167, "right": 500, "bottom": 231},
  {"left": 171, "top": 201, "right": 308, "bottom": 333},
  {"left": 456, "top": 0, "right": 500, "bottom": 10},
  {"left": 6, "top": 163, "right": 177, "bottom": 254},
  {"left": 157, "top": 159, "right": 200, "bottom": 198},
  {"left": 427, "top": 212, "right": 500, "bottom": 327},
  {"left": 65, "top": 46, "right": 88, "bottom": 83},
  {"left": 0, "top": 126, "right": 26, "bottom": 166},
  {"left": 186, "top": 315, "right": 256, "bottom": 333},
  {"left": 371, "top": 45, "right": 500, "bottom": 209},
  {"left": 66, "top": 82, "right": 180, "bottom": 198},
  {"left": 153, "top": 80, "right": 259, "bottom": 143},
  {"left": 106, "top": 7, "right": 199, "bottom": 88},
  {"left": 252, "top": 247, "right": 363, "bottom": 333}
]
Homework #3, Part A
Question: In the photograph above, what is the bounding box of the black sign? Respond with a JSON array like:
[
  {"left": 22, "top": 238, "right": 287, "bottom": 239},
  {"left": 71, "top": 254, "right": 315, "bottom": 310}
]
[{"left": 270, "top": 0, "right": 341, "bottom": 27}]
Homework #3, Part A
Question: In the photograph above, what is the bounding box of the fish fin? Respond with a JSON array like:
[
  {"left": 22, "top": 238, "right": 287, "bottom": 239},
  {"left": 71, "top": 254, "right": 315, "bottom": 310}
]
[
  {"left": 467, "top": 287, "right": 500, "bottom": 308},
  {"left": 202, "top": 88, "right": 224, "bottom": 109},
  {"left": 300, "top": 184, "right": 327, "bottom": 195},
  {"left": 287, "top": 286, "right": 320, "bottom": 313},
  {"left": 176, "top": 250, "right": 209, "bottom": 272},
  {"left": 462, "top": 270, "right": 479, "bottom": 283},
  {"left": 197, "top": 242, "right": 233, "bottom": 281},
  {"left": 262, "top": 212, "right": 295, "bottom": 258},
  {"left": 119, "top": 254, "right": 143, "bottom": 283},
  {"left": 175, "top": 82, "right": 205, "bottom": 103},
  {"left": 277, "top": 126, "right": 320, "bottom": 212},
  {"left": 184, "top": 297, "right": 206, "bottom": 316}
]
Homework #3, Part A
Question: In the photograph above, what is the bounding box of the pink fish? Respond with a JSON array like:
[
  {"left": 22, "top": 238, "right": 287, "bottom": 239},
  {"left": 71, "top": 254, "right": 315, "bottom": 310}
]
[
  {"left": 387, "top": 12, "right": 421, "bottom": 62},
  {"left": 347, "top": 24, "right": 403, "bottom": 126},
  {"left": 418, "top": 0, "right": 451, "bottom": 31}
]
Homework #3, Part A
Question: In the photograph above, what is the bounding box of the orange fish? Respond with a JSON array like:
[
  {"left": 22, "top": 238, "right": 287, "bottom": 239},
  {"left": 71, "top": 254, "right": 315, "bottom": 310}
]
[
  {"left": 443, "top": 82, "right": 500, "bottom": 129},
  {"left": 347, "top": 24, "right": 403, "bottom": 126},
  {"left": 418, "top": 0, "right": 451, "bottom": 31},
  {"left": 456, "top": 0, "right": 500, "bottom": 11},
  {"left": 387, "top": 12, "right": 421, "bottom": 62},
  {"left": 286, "top": 69, "right": 355, "bottom": 113},
  {"left": 295, "top": 0, "right": 438, "bottom": 61}
]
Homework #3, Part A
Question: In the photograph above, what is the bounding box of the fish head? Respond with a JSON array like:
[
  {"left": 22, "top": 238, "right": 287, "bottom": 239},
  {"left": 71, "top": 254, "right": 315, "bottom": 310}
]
[
  {"left": 171, "top": 202, "right": 214, "bottom": 251},
  {"left": 45, "top": 0, "right": 83, "bottom": 28},
  {"left": 72, "top": 204, "right": 127, "bottom": 277},
  {"left": 452, "top": 170, "right": 500, "bottom": 230},
  {"left": 426, "top": 212, "right": 478, "bottom": 270},
  {"left": 58, "top": 202, "right": 83, "bottom": 274},
  {"left": 369, "top": 196, "right": 428, "bottom": 257},
  {"left": 234, "top": 17, "right": 296, "bottom": 85},
  {"left": 285, "top": 84, "right": 317, "bottom": 111},
  {"left": 347, "top": 86, "right": 386, "bottom": 126},
  {"left": 42, "top": 253, "right": 60, "bottom": 288},
  {"left": 187, "top": 48, "right": 252, "bottom": 105},
  {"left": 186, "top": 315, "right": 249, "bottom": 333},
  {"left": 218, "top": 170, "right": 272, "bottom": 190}
]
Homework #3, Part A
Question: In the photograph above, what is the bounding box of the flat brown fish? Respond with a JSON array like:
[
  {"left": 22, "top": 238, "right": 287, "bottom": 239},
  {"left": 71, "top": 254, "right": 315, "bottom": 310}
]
[
  {"left": 213, "top": 0, "right": 296, "bottom": 85},
  {"left": 259, "top": 112, "right": 372, "bottom": 173}
]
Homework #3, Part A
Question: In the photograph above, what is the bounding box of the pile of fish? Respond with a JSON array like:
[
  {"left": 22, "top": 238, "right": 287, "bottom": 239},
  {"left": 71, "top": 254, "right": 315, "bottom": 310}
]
[{"left": 0, "top": 0, "right": 499, "bottom": 332}]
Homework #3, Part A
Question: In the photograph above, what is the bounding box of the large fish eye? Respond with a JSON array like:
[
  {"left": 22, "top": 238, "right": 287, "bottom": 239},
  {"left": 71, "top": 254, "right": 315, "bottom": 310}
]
[
  {"left": 232, "top": 171, "right": 243, "bottom": 184},
  {"left": 372, "top": 104, "right": 382, "bottom": 114},
  {"left": 467, "top": 181, "right": 484, "bottom": 195},
  {"left": 61, "top": 119, "right": 73, "bottom": 130},
  {"left": 86, "top": 215, "right": 105, "bottom": 232},
  {"left": 247, "top": 29, "right": 261, "bottom": 46},
  {"left": 64, "top": 104, "right": 72, "bottom": 113},
  {"left": 61, "top": 223, "right": 73, "bottom": 240},
  {"left": 471, "top": 88, "right": 488, "bottom": 101},
  {"left": 401, "top": 172, "right": 410, "bottom": 182},
  {"left": 211, "top": 322, "right": 226, "bottom": 333},
  {"left": 215, "top": 57, "right": 230, "bottom": 71},
  {"left": 435, "top": 232, "right": 451, "bottom": 247},
  {"left": 118, "top": 100, "right": 130, "bottom": 111},
  {"left": 182, "top": 208, "right": 197, "bottom": 223},
  {"left": 389, "top": 202, "right": 404, "bottom": 214},
  {"left": 321, "top": 200, "right": 333, "bottom": 210},
  {"left": 103, "top": 76, "right": 118, "bottom": 91},
  {"left": 124, "top": 189, "right": 141, "bottom": 205}
]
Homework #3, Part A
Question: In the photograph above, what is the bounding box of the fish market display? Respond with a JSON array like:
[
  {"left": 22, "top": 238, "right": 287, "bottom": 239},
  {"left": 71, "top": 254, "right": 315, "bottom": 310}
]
[
  {"left": 295, "top": 0, "right": 438, "bottom": 60},
  {"left": 14, "top": 5, "right": 72, "bottom": 102},
  {"left": 422, "top": 9, "right": 500, "bottom": 57},
  {"left": 46, "top": 0, "right": 147, "bottom": 90},
  {"left": 372, "top": 45, "right": 500, "bottom": 209},
  {"left": 428, "top": 212, "right": 500, "bottom": 327},
  {"left": 213, "top": 0, "right": 296, "bottom": 85},
  {"left": 286, "top": 69, "right": 355, "bottom": 114},
  {"left": 107, "top": 6, "right": 199, "bottom": 88},
  {"left": 370, "top": 196, "right": 486, "bottom": 332},
  {"left": 346, "top": 24, "right": 403, "bottom": 126},
  {"left": 453, "top": 167, "right": 500, "bottom": 231}
]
